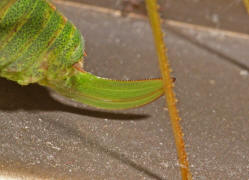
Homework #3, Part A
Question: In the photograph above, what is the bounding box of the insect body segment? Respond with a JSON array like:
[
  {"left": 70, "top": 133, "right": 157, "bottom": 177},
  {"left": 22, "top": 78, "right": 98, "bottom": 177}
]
[
  {"left": 0, "top": 0, "right": 163, "bottom": 110},
  {"left": 41, "top": 72, "right": 164, "bottom": 110}
]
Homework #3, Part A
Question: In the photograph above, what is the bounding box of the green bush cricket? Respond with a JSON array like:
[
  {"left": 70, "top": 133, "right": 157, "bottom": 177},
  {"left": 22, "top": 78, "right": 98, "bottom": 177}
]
[{"left": 0, "top": 0, "right": 164, "bottom": 110}]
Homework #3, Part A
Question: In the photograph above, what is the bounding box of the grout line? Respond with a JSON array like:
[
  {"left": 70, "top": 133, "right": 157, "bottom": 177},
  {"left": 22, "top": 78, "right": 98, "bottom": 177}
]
[
  {"left": 53, "top": 0, "right": 249, "bottom": 40},
  {"left": 53, "top": 0, "right": 124, "bottom": 17},
  {"left": 165, "top": 20, "right": 249, "bottom": 40},
  {"left": 168, "top": 27, "right": 249, "bottom": 71},
  {"left": 0, "top": 172, "right": 46, "bottom": 180}
]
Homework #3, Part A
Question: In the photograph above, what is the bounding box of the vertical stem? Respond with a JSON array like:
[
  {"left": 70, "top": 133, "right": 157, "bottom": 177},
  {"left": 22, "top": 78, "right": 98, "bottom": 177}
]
[
  {"left": 244, "top": 0, "right": 249, "bottom": 14},
  {"left": 145, "top": 1, "right": 192, "bottom": 179}
]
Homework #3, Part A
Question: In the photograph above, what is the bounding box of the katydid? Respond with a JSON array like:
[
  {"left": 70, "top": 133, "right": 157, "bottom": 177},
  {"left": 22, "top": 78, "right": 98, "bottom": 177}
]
[{"left": 0, "top": 0, "right": 164, "bottom": 110}]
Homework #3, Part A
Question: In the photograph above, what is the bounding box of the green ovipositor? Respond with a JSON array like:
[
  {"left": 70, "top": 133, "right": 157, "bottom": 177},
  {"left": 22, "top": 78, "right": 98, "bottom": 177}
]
[{"left": 0, "top": 0, "right": 164, "bottom": 110}]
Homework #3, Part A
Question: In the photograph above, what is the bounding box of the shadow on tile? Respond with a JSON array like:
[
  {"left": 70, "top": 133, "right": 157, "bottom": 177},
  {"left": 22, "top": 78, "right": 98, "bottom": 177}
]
[{"left": 0, "top": 78, "right": 149, "bottom": 121}]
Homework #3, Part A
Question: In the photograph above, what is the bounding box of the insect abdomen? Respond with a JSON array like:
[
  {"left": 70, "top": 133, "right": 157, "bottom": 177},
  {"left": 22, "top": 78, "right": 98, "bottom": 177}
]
[{"left": 0, "top": 0, "right": 84, "bottom": 85}]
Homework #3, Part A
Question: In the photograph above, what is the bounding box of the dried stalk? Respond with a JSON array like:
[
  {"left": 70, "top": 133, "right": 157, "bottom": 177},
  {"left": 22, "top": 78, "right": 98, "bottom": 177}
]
[{"left": 145, "top": 1, "right": 192, "bottom": 179}]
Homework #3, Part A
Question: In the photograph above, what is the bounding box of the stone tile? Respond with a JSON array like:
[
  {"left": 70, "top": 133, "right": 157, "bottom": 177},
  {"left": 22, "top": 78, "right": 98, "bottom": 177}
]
[
  {"left": 0, "top": 1, "right": 248, "bottom": 179},
  {"left": 62, "top": 0, "right": 249, "bottom": 34}
]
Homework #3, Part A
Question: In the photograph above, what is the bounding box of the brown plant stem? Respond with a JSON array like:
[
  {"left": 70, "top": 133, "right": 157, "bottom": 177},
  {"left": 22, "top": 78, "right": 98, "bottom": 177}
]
[
  {"left": 145, "top": 0, "right": 192, "bottom": 179},
  {"left": 244, "top": 0, "right": 249, "bottom": 14}
]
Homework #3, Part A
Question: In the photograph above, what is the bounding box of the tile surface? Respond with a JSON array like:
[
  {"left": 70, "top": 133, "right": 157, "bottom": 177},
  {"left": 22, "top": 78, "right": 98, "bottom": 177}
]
[
  {"left": 0, "top": 1, "right": 248, "bottom": 179},
  {"left": 63, "top": 0, "right": 249, "bottom": 34}
]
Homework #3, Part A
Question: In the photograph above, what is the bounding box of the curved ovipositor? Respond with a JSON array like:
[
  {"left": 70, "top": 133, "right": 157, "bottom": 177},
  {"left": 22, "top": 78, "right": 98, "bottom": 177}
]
[{"left": 0, "top": 0, "right": 163, "bottom": 110}]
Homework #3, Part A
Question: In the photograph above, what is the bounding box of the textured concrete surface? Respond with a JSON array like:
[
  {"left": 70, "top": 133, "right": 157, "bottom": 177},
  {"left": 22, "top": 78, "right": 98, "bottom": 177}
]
[
  {"left": 0, "top": 1, "right": 249, "bottom": 179},
  {"left": 64, "top": 0, "right": 249, "bottom": 34}
]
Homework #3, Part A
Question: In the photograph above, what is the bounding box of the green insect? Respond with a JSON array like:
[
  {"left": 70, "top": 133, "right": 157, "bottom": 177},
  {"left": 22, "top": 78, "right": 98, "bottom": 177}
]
[{"left": 0, "top": 0, "right": 164, "bottom": 110}]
